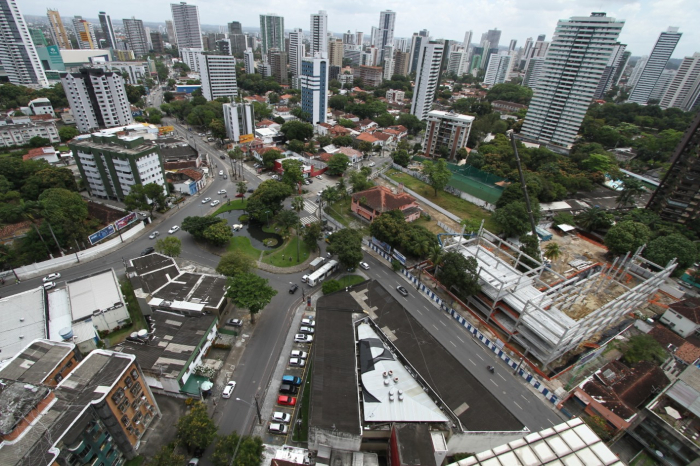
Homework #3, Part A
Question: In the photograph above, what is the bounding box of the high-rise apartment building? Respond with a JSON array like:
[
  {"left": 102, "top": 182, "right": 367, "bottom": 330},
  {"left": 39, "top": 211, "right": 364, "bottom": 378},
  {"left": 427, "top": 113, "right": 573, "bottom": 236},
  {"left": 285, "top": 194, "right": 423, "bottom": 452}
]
[
  {"left": 356, "top": 31, "right": 364, "bottom": 46},
  {"left": 61, "top": 68, "right": 133, "bottom": 133},
  {"left": 165, "top": 20, "right": 176, "bottom": 43},
  {"left": 660, "top": 53, "right": 700, "bottom": 111},
  {"left": 328, "top": 39, "right": 344, "bottom": 67},
  {"left": 627, "top": 55, "right": 648, "bottom": 89},
  {"left": 310, "top": 10, "right": 328, "bottom": 56},
  {"left": 377, "top": 10, "right": 396, "bottom": 64},
  {"left": 447, "top": 49, "right": 467, "bottom": 77},
  {"left": 300, "top": 53, "right": 328, "bottom": 124},
  {"left": 223, "top": 102, "right": 255, "bottom": 142},
  {"left": 647, "top": 111, "right": 700, "bottom": 224},
  {"left": 383, "top": 45, "right": 395, "bottom": 80},
  {"left": 29, "top": 28, "right": 47, "bottom": 46},
  {"left": 260, "top": 14, "right": 284, "bottom": 54},
  {"left": 228, "top": 21, "right": 242, "bottom": 36},
  {"left": 394, "top": 51, "right": 411, "bottom": 76},
  {"left": 410, "top": 41, "right": 444, "bottom": 121},
  {"left": 628, "top": 27, "right": 682, "bottom": 105},
  {"left": 47, "top": 9, "right": 71, "bottom": 49},
  {"left": 180, "top": 47, "right": 203, "bottom": 72},
  {"left": 243, "top": 48, "right": 255, "bottom": 74},
  {"left": 0, "top": 0, "right": 49, "bottom": 88},
  {"left": 520, "top": 12, "right": 625, "bottom": 149},
  {"left": 483, "top": 52, "right": 513, "bottom": 85},
  {"left": 98, "top": 11, "right": 117, "bottom": 49},
  {"left": 394, "top": 37, "right": 410, "bottom": 53},
  {"left": 523, "top": 56, "right": 545, "bottom": 89},
  {"left": 463, "top": 30, "right": 473, "bottom": 49},
  {"left": 216, "top": 39, "right": 232, "bottom": 55},
  {"left": 355, "top": 65, "right": 383, "bottom": 87},
  {"left": 171, "top": 2, "right": 203, "bottom": 50},
  {"left": 593, "top": 43, "right": 628, "bottom": 99},
  {"left": 198, "top": 54, "right": 238, "bottom": 101},
  {"left": 269, "top": 49, "right": 288, "bottom": 84},
  {"left": 151, "top": 32, "right": 164, "bottom": 53},
  {"left": 123, "top": 17, "right": 149, "bottom": 57},
  {"left": 288, "top": 29, "right": 304, "bottom": 77},
  {"left": 72, "top": 16, "right": 97, "bottom": 49},
  {"left": 343, "top": 30, "right": 354, "bottom": 45},
  {"left": 649, "top": 69, "right": 676, "bottom": 103},
  {"left": 409, "top": 33, "right": 426, "bottom": 74},
  {"left": 227, "top": 21, "right": 245, "bottom": 55},
  {"left": 422, "top": 110, "right": 474, "bottom": 159},
  {"left": 509, "top": 39, "right": 517, "bottom": 52},
  {"left": 481, "top": 29, "right": 502, "bottom": 49}
]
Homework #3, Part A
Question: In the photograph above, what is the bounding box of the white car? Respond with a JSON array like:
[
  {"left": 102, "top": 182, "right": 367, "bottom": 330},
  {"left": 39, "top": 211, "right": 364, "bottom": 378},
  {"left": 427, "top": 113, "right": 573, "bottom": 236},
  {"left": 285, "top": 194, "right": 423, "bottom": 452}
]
[
  {"left": 43, "top": 281, "right": 56, "bottom": 290},
  {"left": 301, "top": 318, "right": 315, "bottom": 327},
  {"left": 294, "top": 334, "right": 313, "bottom": 343},
  {"left": 316, "top": 175, "right": 323, "bottom": 179},
  {"left": 299, "top": 326, "right": 315, "bottom": 334},
  {"left": 272, "top": 411, "right": 291, "bottom": 423},
  {"left": 218, "top": 189, "right": 227, "bottom": 194},
  {"left": 149, "top": 231, "right": 160, "bottom": 239},
  {"left": 232, "top": 224, "right": 243, "bottom": 231},
  {"left": 369, "top": 162, "right": 375, "bottom": 167},
  {"left": 289, "top": 357, "right": 306, "bottom": 367},
  {"left": 168, "top": 226, "right": 180, "bottom": 234},
  {"left": 43, "top": 273, "right": 61, "bottom": 282},
  {"left": 219, "top": 170, "right": 224, "bottom": 176},
  {"left": 272, "top": 174, "right": 279, "bottom": 180},
  {"left": 291, "top": 350, "right": 308, "bottom": 359},
  {"left": 268, "top": 423, "right": 288, "bottom": 434},
  {"left": 360, "top": 262, "right": 370, "bottom": 270},
  {"left": 222, "top": 380, "right": 236, "bottom": 398},
  {"left": 210, "top": 200, "right": 220, "bottom": 206},
  {"left": 202, "top": 197, "right": 212, "bottom": 204}
]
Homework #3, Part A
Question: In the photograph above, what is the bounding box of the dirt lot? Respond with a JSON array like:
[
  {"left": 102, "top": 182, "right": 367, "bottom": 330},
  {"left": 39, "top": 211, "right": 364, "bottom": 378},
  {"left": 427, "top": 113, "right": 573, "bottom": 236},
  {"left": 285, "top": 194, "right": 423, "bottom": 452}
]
[{"left": 543, "top": 231, "right": 608, "bottom": 278}]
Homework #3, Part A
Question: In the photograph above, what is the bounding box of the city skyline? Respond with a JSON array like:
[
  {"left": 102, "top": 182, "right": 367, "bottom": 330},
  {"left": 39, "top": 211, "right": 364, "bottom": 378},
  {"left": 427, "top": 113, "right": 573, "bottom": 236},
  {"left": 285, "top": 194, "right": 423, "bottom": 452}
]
[{"left": 20, "top": 0, "right": 699, "bottom": 58}]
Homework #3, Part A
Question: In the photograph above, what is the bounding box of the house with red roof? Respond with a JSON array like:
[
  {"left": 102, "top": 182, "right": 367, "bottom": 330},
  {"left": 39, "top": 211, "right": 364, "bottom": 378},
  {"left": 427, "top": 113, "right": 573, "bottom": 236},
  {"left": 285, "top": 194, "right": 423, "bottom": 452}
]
[
  {"left": 355, "top": 132, "right": 380, "bottom": 146},
  {"left": 330, "top": 125, "right": 352, "bottom": 137},
  {"left": 23, "top": 146, "right": 59, "bottom": 164},
  {"left": 351, "top": 186, "right": 421, "bottom": 223},
  {"left": 168, "top": 168, "right": 206, "bottom": 195},
  {"left": 358, "top": 119, "right": 377, "bottom": 131}
]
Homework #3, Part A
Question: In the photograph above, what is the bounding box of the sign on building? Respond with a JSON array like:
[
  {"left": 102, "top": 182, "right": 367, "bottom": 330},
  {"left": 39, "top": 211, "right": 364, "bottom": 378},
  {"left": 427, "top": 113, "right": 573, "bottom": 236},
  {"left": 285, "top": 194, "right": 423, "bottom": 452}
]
[
  {"left": 159, "top": 126, "right": 174, "bottom": 134},
  {"left": 88, "top": 224, "right": 116, "bottom": 245},
  {"left": 239, "top": 133, "right": 254, "bottom": 144},
  {"left": 392, "top": 249, "right": 407, "bottom": 265},
  {"left": 115, "top": 212, "right": 137, "bottom": 230}
]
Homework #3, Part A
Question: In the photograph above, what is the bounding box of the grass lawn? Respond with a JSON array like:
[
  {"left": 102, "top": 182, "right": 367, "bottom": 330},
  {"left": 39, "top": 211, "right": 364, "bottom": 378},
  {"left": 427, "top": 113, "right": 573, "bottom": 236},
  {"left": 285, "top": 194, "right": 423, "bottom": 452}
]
[
  {"left": 336, "top": 275, "right": 366, "bottom": 287},
  {"left": 261, "top": 236, "right": 310, "bottom": 266},
  {"left": 386, "top": 169, "right": 500, "bottom": 233},
  {"left": 293, "top": 360, "right": 312, "bottom": 442},
  {"left": 56, "top": 145, "right": 69, "bottom": 152},
  {"left": 212, "top": 199, "right": 247, "bottom": 216},
  {"left": 227, "top": 236, "right": 261, "bottom": 260},
  {"left": 325, "top": 197, "right": 353, "bottom": 227},
  {"left": 412, "top": 215, "right": 444, "bottom": 235}
]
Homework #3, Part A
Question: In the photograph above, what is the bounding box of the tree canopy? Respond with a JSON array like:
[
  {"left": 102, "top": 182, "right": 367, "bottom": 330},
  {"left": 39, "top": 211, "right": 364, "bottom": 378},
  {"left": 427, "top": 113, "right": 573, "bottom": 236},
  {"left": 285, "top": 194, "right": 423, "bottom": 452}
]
[
  {"left": 327, "top": 228, "right": 363, "bottom": 269},
  {"left": 225, "top": 272, "right": 277, "bottom": 322},
  {"left": 176, "top": 402, "right": 217, "bottom": 453},
  {"left": 604, "top": 221, "right": 651, "bottom": 256},
  {"left": 422, "top": 159, "right": 452, "bottom": 196},
  {"left": 327, "top": 153, "right": 350, "bottom": 175},
  {"left": 280, "top": 120, "right": 314, "bottom": 141},
  {"left": 216, "top": 250, "right": 255, "bottom": 276},
  {"left": 485, "top": 83, "right": 534, "bottom": 105},
  {"left": 436, "top": 252, "right": 481, "bottom": 300}
]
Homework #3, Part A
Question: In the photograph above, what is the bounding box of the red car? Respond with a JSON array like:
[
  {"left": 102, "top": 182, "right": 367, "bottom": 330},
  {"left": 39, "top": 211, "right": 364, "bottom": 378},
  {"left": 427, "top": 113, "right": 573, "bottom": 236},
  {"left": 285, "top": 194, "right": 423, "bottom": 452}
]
[
  {"left": 235, "top": 193, "right": 245, "bottom": 198},
  {"left": 277, "top": 395, "right": 297, "bottom": 406}
]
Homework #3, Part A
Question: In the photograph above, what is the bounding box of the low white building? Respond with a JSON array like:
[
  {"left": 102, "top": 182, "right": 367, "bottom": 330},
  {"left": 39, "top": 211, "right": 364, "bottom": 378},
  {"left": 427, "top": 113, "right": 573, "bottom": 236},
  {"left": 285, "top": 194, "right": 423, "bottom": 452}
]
[
  {"left": 254, "top": 127, "right": 278, "bottom": 144},
  {"left": 660, "top": 298, "right": 700, "bottom": 338},
  {"left": 28, "top": 98, "right": 55, "bottom": 116},
  {"left": 23, "top": 146, "right": 60, "bottom": 164},
  {"left": 385, "top": 89, "right": 405, "bottom": 104},
  {"left": 66, "top": 269, "right": 130, "bottom": 334},
  {"left": 0, "top": 117, "right": 60, "bottom": 148},
  {"left": 93, "top": 60, "right": 151, "bottom": 85}
]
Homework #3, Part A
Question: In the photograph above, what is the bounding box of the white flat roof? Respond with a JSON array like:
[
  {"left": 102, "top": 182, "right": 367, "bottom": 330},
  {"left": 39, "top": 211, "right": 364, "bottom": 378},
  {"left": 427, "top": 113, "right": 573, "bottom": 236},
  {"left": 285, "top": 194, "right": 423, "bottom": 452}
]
[
  {"left": 427, "top": 110, "right": 475, "bottom": 122},
  {"left": 67, "top": 270, "right": 123, "bottom": 321},
  {"left": 47, "top": 288, "right": 73, "bottom": 342},
  {"left": 0, "top": 288, "right": 47, "bottom": 361},
  {"left": 357, "top": 323, "right": 448, "bottom": 423},
  {"left": 72, "top": 320, "right": 98, "bottom": 344}
]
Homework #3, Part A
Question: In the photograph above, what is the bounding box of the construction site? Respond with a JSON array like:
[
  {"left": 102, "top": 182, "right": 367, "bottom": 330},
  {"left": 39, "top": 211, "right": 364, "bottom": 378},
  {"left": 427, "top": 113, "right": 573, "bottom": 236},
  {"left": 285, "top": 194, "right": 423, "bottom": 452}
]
[{"left": 441, "top": 227, "right": 678, "bottom": 369}]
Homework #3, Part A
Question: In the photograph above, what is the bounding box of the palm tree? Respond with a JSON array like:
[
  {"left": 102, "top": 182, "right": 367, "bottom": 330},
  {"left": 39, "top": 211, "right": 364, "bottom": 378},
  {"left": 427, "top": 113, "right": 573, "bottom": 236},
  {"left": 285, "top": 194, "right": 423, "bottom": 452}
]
[
  {"left": 291, "top": 196, "right": 306, "bottom": 261},
  {"left": 336, "top": 178, "right": 347, "bottom": 199},
  {"left": 575, "top": 207, "right": 613, "bottom": 233},
  {"left": 428, "top": 244, "right": 445, "bottom": 275},
  {"left": 616, "top": 177, "right": 646, "bottom": 208},
  {"left": 319, "top": 187, "right": 338, "bottom": 220},
  {"left": 228, "top": 146, "right": 244, "bottom": 179},
  {"left": 543, "top": 242, "right": 561, "bottom": 262}
]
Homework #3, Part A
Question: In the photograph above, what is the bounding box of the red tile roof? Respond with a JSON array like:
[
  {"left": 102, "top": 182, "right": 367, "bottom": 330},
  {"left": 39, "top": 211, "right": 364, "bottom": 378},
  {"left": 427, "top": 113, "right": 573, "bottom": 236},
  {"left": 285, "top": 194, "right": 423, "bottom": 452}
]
[
  {"left": 352, "top": 186, "right": 417, "bottom": 213},
  {"left": 177, "top": 168, "right": 204, "bottom": 181},
  {"left": 258, "top": 119, "right": 277, "bottom": 127},
  {"left": 318, "top": 152, "right": 332, "bottom": 162},
  {"left": 669, "top": 297, "right": 700, "bottom": 324},
  {"left": 356, "top": 132, "right": 378, "bottom": 143},
  {"left": 648, "top": 324, "right": 700, "bottom": 364},
  {"left": 23, "top": 146, "right": 55, "bottom": 161},
  {"left": 337, "top": 147, "right": 362, "bottom": 158},
  {"left": 372, "top": 132, "right": 392, "bottom": 141},
  {"left": 389, "top": 125, "right": 408, "bottom": 133}
]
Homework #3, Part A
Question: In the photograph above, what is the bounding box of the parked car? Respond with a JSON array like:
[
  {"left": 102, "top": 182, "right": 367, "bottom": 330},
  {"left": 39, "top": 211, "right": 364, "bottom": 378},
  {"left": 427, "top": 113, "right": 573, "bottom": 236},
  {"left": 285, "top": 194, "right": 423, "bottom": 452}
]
[
  {"left": 202, "top": 197, "right": 212, "bottom": 204},
  {"left": 210, "top": 200, "right": 220, "bottom": 206},
  {"left": 232, "top": 224, "right": 243, "bottom": 231},
  {"left": 272, "top": 411, "right": 291, "bottom": 423},
  {"left": 219, "top": 170, "right": 224, "bottom": 176},
  {"left": 140, "top": 247, "right": 155, "bottom": 256},
  {"left": 316, "top": 175, "right": 322, "bottom": 179},
  {"left": 294, "top": 334, "right": 313, "bottom": 343},
  {"left": 235, "top": 193, "right": 245, "bottom": 198},
  {"left": 222, "top": 380, "right": 236, "bottom": 398},
  {"left": 223, "top": 175, "right": 227, "bottom": 179},
  {"left": 360, "top": 262, "right": 370, "bottom": 270},
  {"left": 43, "top": 281, "right": 56, "bottom": 290},
  {"left": 291, "top": 350, "right": 308, "bottom": 359},
  {"left": 396, "top": 286, "right": 409, "bottom": 296},
  {"left": 272, "top": 175, "right": 279, "bottom": 180},
  {"left": 148, "top": 231, "right": 160, "bottom": 239},
  {"left": 306, "top": 179, "right": 313, "bottom": 184},
  {"left": 369, "top": 162, "right": 375, "bottom": 167},
  {"left": 289, "top": 284, "right": 299, "bottom": 294},
  {"left": 268, "top": 423, "right": 288, "bottom": 434},
  {"left": 304, "top": 179, "right": 310, "bottom": 185},
  {"left": 279, "top": 384, "right": 299, "bottom": 394},
  {"left": 217, "top": 189, "right": 227, "bottom": 194},
  {"left": 227, "top": 319, "right": 243, "bottom": 327},
  {"left": 282, "top": 375, "right": 302, "bottom": 386},
  {"left": 187, "top": 459, "right": 200, "bottom": 466},
  {"left": 299, "top": 326, "right": 314, "bottom": 335},
  {"left": 277, "top": 395, "right": 297, "bottom": 406},
  {"left": 168, "top": 225, "right": 180, "bottom": 234},
  {"left": 300, "top": 318, "right": 315, "bottom": 327},
  {"left": 43, "top": 273, "right": 61, "bottom": 282}
]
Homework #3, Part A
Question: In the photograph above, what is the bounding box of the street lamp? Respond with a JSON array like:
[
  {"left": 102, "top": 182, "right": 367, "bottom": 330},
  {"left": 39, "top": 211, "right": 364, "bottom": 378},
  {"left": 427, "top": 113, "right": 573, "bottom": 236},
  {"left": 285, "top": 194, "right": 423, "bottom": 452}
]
[{"left": 234, "top": 397, "right": 262, "bottom": 424}]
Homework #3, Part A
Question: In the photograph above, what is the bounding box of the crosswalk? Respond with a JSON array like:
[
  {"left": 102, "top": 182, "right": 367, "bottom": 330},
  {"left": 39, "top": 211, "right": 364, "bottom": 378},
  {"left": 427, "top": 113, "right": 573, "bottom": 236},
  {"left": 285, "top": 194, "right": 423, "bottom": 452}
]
[
  {"left": 300, "top": 215, "right": 319, "bottom": 226},
  {"left": 303, "top": 200, "right": 317, "bottom": 214}
]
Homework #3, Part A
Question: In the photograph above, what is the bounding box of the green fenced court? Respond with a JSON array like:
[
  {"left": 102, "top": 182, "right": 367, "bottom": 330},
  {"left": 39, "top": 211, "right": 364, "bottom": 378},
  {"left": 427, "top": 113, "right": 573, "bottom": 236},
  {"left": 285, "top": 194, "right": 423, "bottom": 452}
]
[{"left": 413, "top": 156, "right": 505, "bottom": 205}]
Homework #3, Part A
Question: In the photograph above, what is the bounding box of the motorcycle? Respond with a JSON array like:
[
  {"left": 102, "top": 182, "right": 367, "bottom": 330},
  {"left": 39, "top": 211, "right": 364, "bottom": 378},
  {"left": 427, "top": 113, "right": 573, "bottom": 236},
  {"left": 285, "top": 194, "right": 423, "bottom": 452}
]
[{"left": 487, "top": 365, "right": 495, "bottom": 373}]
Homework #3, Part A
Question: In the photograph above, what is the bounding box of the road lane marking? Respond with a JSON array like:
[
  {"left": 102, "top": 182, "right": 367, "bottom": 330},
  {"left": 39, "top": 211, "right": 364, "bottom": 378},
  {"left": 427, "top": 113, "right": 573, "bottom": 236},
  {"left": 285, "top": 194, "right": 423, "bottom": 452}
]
[
  {"left": 469, "top": 359, "right": 476, "bottom": 365},
  {"left": 498, "top": 373, "right": 506, "bottom": 381},
  {"left": 424, "top": 305, "right": 431, "bottom": 311},
  {"left": 521, "top": 394, "right": 530, "bottom": 403},
  {"left": 415, "top": 309, "right": 423, "bottom": 315},
  {"left": 440, "top": 321, "right": 447, "bottom": 327},
  {"left": 433, "top": 324, "right": 439, "bottom": 331},
  {"left": 475, "top": 353, "right": 484, "bottom": 361},
  {"left": 513, "top": 401, "right": 523, "bottom": 410},
  {"left": 491, "top": 380, "right": 498, "bottom": 387},
  {"left": 548, "top": 419, "right": 555, "bottom": 426},
  {"left": 456, "top": 336, "right": 464, "bottom": 343},
  {"left": 450, "top": 341, "right": 456, "bottom": 347}
]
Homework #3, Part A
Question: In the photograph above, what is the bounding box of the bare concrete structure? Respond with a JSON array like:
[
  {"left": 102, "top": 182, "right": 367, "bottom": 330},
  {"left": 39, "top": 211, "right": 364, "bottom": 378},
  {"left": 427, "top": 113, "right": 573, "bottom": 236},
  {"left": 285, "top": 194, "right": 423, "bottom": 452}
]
[{"left": 443, "top": 229, "right": 677, "bottom": 368}]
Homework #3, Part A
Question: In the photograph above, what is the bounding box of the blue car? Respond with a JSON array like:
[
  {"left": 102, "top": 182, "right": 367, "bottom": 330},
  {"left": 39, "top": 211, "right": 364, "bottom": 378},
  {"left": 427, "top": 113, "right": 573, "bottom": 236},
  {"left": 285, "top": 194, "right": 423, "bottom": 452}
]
[{"left": 282, "top": 375, "right": 302, "bottom": 386}]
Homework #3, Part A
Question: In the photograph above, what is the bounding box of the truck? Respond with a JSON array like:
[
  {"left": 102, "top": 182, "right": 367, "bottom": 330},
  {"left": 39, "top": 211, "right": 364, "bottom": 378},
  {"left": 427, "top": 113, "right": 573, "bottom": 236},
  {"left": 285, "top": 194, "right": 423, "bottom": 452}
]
[{"left": 309, "top": 256, "right": 326, "bottom": 271}]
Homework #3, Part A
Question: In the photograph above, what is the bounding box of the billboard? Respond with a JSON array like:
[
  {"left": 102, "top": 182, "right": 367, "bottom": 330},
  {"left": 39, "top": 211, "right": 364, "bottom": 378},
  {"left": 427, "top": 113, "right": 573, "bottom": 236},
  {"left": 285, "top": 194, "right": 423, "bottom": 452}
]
[
  {"left": 115, "top": 212, "right": 137, "bottom": 230},
  {"left": 159, "top": 126, "right": 174, "bottom": 134},
  {"left": 392, "top": 249, "right": 406, "bottom": 265},
  {"left": 239, "top": 133, "right": 254, "bottom": 144},
  {"left": 89, "top": 224, "right": 116, "bottom": 245},
  {"left": 371, "top": 237, "right": 392, "bottom": 254}
]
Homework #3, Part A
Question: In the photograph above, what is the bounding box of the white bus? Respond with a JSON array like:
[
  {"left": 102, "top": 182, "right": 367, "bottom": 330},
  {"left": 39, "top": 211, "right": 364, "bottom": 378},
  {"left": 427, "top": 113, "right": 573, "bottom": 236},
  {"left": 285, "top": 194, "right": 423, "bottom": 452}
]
[{"left": 307, "top": 260, "right": 339, "bottom": 286}]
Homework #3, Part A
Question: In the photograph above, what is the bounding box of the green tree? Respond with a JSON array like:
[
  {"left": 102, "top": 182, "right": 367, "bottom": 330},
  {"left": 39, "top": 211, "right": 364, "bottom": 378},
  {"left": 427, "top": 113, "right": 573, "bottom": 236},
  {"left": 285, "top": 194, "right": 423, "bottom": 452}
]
[
  {"left": 392, "top": 149, "right": 411, "bottom": 167},
  {"left": 261, "top": 149, "right": 281, "bottom": 169},
  {"left": 582, "top": 153, "right": 617, "bottom": 173},
  {"left": 484, "top": 83, "right": 533, "bottom": 105},
  {"left": 349, "top": 170, "right": 373, "bottom": 193},
  {"left": 123, "top": 184, "right": 149, "bottom": 212},
  {"left": 143, "top": 182, "right": 167, "bottom": 211},
  {"left": 620, "top": 334, "right": 667, "bottom": 366},
  {"left": 519, "top": 233, "right": 541, "bottom": 264},
  {"left": 209, "top": 118, "right": 227, "bottom": 141},
  {"left": 436, "top": 252, "right": 481, "bottom": 299},
  {"left": 332, "top": 135, "right": 354, "bottom": 147},
  {"left": 145, "top": 444, "right": 185, "bottom": 466},
  {"left": 604, "top": 221, "right": 651, "bottom": 256},
  {"left": 182, "top": 216, "right": 225, "bottom": 240},
  {"left": 39, "top": 188, "right": 89, "bottom": 247},
  {"left": 203, "top": 220, "right": 234, "bottom": 246},
  {"left": 58, "top": 126, "right": 79, "bottom": 142},
  {"left": 493, "top": 201, "right": 536, "bottom": 238},
  {"left": 329, "top": 95, "right": 348, "bottom": 110},
  {"left": 327, "top": 228, "right": 363, "bottom": 269},
  {"left": 327, "top": 153, "right": 350, "bottom": 175},
  {"left": 281, "top": 159, "right": 304, "bottom": 187},
  {"left": 280, "top": 120, "right": 314, "bottom": 141},
  {"left": 644, "top": 234, "right": 698, "bottom": 275},
  {"left": 544, "top": 242, "right": 561, "bottom": 262},
  {"left": 275, "top": 209, "right": 299, "bottom": 237},
  {"left": 370, "top": 210, "right": 405, "bottom": 248},
  {"left": 322, "top": 279, "right": 343, "bottom": 294},
  {"left": 552, "top": 212, "right": 575, "bottom": 227},
  {"left": 216, "top": 250, "right": 255, "bottom": 276},
  {"left": 303, "top": 222, "right": 323, "bottom": 252},
  {"left": 396, "top": 113, "right": 424, "bottom": 135},
  {"left": 246, "top": 179, "right": 292, "bottom": 222},
  {"left": 211, "top": 432, "right": 264, "bottom": 466},
  {"left": 616, "top": 177, "right": 646, "bottom": 207},
  {"left": 422, "top": 159, "right": 452, "bottom": 196},
  {"left": 374, "top": 113, "right": 395, "bottom": 127},
  {"left": 155, "top": 236, "right": 182, "bottom": 257},
  {"left": 225, "top": 272, "right": 278, "bottom": 323},
  {"left": 575, "top": 207, "right": 614, "bottom": 232},
  {"left": 29, "top": 136, "right": 50, "bottom": 148},
  {"left": 288, "top": 139, "right": 305, "bottom": 153},
  {"left": 176, "top": 402, "right": 217, "bottom": 454}
]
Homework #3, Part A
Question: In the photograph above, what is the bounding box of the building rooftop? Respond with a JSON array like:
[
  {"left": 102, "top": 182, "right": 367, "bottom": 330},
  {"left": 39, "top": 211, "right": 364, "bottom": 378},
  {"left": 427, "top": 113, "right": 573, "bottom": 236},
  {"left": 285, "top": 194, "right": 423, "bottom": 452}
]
[
  {"left": 0, "top": 380, "right": 51, "bottom": 436},
  {"left": 0, "top": 288, "right": 47, "bottom": 363},
  {"left": 356, "top": 132, "right": 379, "bottom": 143},
  {"left": 351, "top": 186, "right": 417, "bottom": 213},
  {"left": 426, "top": 110, "right": 475, "bottom": 123},
  {"left": 666, "top": 365, "right": 700, "bottom": 418},
  {"left": 394, "top": 424, "right": 438, "bottom": 466},
  {"left": 0, "top": 339, "right": 74, "bottom": 386},
  {"left": 448, "top": 418, "right": 622, "bottom": 466},
  {"left": 23, "top": 146, "right": 56, "bottom": 161},
  {"left": 669, "top": 297, "right": 700, "bottom": 324},
  {"left": 66, "top": 269, "right": 123, "bottom": 322},
  {"left": 177, "top": 168, "right": 204, "bottom": 181},
  {"left": 648, "top": 324, "right": 700, "bottom": 364}
]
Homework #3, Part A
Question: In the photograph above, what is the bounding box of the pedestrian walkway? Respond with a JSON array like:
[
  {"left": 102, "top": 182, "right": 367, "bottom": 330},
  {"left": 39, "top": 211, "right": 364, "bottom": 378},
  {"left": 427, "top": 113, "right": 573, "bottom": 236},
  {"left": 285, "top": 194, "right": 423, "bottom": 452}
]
[
  {"left": 299, "top": 215, "right": 317, "bottom": 225},
  {"left": 302, "top": 200, "right": 317, "bottom": 214}
]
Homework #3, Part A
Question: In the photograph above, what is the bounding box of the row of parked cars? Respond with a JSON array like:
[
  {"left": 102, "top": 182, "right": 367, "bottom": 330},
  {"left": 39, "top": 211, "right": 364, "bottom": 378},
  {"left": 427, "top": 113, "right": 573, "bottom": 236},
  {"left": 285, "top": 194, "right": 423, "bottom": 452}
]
[
  {"left": 294, "top": 316, "right": 315, "bottom": 343},
  {"left": 269, "top": 374, "right": 303, "bottom": 434}
]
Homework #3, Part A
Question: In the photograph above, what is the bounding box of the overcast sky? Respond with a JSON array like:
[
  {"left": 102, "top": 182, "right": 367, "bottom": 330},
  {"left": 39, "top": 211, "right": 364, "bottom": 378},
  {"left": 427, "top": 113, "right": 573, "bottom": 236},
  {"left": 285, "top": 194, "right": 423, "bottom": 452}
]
[{"left": 23, "top": 0, "right": 699, "bottom": 57}]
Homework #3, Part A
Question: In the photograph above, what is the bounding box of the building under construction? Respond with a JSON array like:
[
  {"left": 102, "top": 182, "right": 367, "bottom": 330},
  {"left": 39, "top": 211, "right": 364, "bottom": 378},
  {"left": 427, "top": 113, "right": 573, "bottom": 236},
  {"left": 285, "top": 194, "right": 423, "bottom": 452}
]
[{"left": 443, "top": 229, "right": 677, "bottom": 368}]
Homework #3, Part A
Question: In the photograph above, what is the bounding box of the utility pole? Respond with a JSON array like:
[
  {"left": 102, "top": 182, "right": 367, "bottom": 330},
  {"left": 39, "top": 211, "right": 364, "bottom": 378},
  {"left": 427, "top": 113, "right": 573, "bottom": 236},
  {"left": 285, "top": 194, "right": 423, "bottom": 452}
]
[{"left": 509, "top": 133, "right": 538, "bottom": 240}]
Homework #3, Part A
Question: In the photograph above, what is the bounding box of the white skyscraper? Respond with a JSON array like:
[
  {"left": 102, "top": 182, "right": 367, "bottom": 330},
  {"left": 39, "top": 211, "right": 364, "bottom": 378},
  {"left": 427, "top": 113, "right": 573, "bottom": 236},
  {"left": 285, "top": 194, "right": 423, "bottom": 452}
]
[
  {"left": 198, "top": 54, "right": 238, "bottom": 101},
  {"left": 98, "top": 12, "right": 118, "bottom": 49},
  {"left": 660, "top": 53, "right": 700, "bottom": 111},
  {"left": 123, "top": 17, "right": 149, "bottom": 57},
  {"left": 593, "top": 43, "right": 627, "bottom": 99},
  {"left": 383, "top": 45, "right": 395, "bottom": 80},
  {"left": 300, "top": 53, "right": 329, "bottom": 124},
  {"left": 260, "top": 14, "right": 285, "bottom": 54},
  {"left": 483, "top": 52, "right": 513, "bottom": 86},
  {"left": 180, "top": 48, "right": 203, "bottom": 72},
  {"left": 61, "top": 68, "right": 133, "bottom": 133},
  {"left": 243, "top": 48, "right": 255, "bottom": 74},
  {"left": 377, "top": 10, "right": 396, "bottom": 64},
  {"left": 310, "top": 10, "right": 328, "bottom": 56},
  {"left": 648, "top": 69, "right": 676, "bottom": 102},
  {"left": 289, "top": 28, "right": 304, "bottom": 77},
  {"left": 447, "top": 49, "right": 467, "bottom": 77},
  {"left": 627, "top": 27, "right": 682, "bottom": 105},
  {"left": 463, "top": 30, "right": 473, "bottom": 49},
  {"left": 627, "top": 55, "right": 648, "bottom": 89},
  {"left": 523, "top": 56, "right": 545, "bottom": 89},
  {"left": 223, "top": 102, "right": 255, "bottom": 142},
  {"left": 0, "top": 0, "right": 48, "bottom": 88},
  {"left": 410, "top": 41, "right": 444, "bottom": 121},
  {"left": 520, "top": 12, "right": 625, "bottom": 149},
  {"left": 171, "top": 2, "right": 203, "bottom": 50}
]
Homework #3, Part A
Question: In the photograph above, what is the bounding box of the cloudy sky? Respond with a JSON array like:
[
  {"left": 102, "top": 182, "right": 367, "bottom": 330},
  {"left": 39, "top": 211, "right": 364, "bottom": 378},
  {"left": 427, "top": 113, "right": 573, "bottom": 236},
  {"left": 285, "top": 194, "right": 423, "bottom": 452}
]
[{"left": 23, "top": 0, "right": 699, "bottom": 57}]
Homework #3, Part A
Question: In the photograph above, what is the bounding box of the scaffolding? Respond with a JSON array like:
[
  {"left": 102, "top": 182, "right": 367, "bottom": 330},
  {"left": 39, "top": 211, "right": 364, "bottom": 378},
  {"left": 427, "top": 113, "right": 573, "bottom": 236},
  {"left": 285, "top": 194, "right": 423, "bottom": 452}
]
[{"left": 443, "top": 228, "right": 677, "bottom": 368}]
